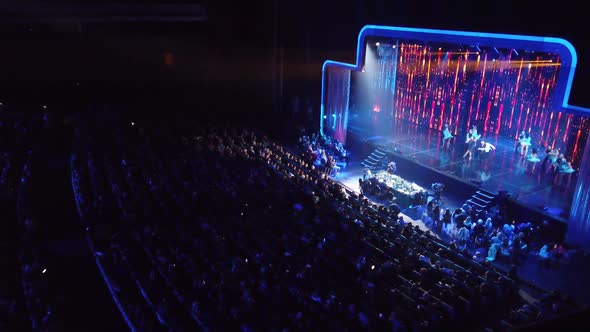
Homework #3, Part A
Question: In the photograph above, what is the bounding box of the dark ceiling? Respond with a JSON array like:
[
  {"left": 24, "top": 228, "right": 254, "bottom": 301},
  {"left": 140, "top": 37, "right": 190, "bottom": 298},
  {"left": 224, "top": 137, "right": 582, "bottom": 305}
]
[{"left": 0, "top": 0, "right": 588, "bottom": 130}]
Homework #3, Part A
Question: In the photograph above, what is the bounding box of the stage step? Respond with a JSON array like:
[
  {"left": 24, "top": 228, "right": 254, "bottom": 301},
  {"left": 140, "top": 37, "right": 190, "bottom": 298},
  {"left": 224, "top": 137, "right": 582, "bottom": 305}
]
[
  {"left": 476, "top": 190, "right": 495, "bottom": 200},
  {"left": 362, "top": 148, "right": 388, "bottom": 170},
  {"left": 471, "top": 196, "right": 490, "bottom": 206},
  {"left": 367, "top": 155, "right": 382, "bottom": 162},
  {"left": 464, "top": 189, "right": 498, "bottom": 213},
  {"left": 466, "top": 199, "right": 486, "bottom": 209},
  {"left": 361, "top": 160, "right": 377, "bottom": 168}
]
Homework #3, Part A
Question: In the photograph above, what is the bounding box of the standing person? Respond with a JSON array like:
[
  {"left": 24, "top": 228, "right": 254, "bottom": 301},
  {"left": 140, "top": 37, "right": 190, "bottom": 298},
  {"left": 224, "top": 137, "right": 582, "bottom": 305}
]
[
  {"left": 542, "top": 146, "right": 556, "bottom": 172},
  {"left": 442, "top": 123, "right": 454, "bottom": 149},
  {"left": 433, "top": 204, "right": 442, "bottom": 232},
  {"left": 470, "top": 125, "right": 481, "bottom": 141},
  {"left": 442, "top": 208, "right": 452, "bottom": 231},
  {"left": 515, "top": 130, "right": 526, "bottom": 153},
  {"left": 463, "top": 133, "right": 477, "bottom": 160},
  {"left": 519, "top": 132, "right": 531, "bottom": 156},
  {"left": 557, "top": 158, "right": 575, "bottom": 186}
]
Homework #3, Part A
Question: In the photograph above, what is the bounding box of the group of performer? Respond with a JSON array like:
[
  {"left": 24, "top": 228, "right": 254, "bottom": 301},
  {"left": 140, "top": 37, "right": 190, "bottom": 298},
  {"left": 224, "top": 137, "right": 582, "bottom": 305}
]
[
  {"left": 440, "top": 123, "right": 575, "bottom": 178},
  {"left": 447, "top": 125, "right": 496, "bottom": 161}
]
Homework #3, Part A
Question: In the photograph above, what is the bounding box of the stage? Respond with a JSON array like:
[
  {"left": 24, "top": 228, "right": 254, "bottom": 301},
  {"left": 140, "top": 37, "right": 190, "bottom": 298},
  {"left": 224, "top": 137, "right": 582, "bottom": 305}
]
[
  {"left": 346, "top": 118, "right": 576, "bottom": 221},
  {"left": 319, "top": 23, "right": 590, "bottom": 314},
  {"left": 330, "top": 129, "right": 590, "bottom": 307}
]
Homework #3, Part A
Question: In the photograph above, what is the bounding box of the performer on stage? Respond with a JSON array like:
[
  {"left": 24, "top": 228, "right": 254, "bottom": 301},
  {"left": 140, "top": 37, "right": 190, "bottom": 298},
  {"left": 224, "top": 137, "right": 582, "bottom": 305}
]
[
  {"left": 552, "top": 153, "right": 565, "bottom": 173},
  {"left": 554, "top": 156, "right": 575, "bottom": 186},
  {"left": 527, "top": 148, "right": 541, "bottom": 162},
  {"left": 463, "top": 133, "right": 477, "bottom": 160},
  {"left": 468, "top": 125, "right": 481, "bottom": 142},
  {"left": 442, "top": 123, "right": 454, "bottom": 149},
  {"left": 559, "top": 160, "right": 575, "bottom": 174},
  {"left": 541, "top": 146, "right": 558, "bottom": 172},
  {"left": 477, "top": 140, "right": 496, "bottom": 161},
  {"left": 515, "top": 130, "right": 526, "bottom": 153},
  {"left": 519, "top": 132, "right": 532, "bottom": 156}
]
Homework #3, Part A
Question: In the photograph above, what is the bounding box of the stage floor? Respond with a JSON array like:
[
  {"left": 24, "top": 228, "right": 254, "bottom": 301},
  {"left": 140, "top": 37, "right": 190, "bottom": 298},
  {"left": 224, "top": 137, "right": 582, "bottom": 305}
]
[{"left": 349, "top": 122, "right": 576, "bottom": 219}]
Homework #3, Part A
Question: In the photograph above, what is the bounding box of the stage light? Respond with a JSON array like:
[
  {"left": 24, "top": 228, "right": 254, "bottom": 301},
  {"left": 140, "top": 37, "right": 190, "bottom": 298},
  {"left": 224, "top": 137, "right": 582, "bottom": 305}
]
[
  {"left": 323, "top": 115, "right": 327, "bottom": 119},
  {"left": 392, "top": 45, "right": 396, "bottom": 48},
  {"left": 42, "top": 105, "right": 47, "bottom": 109},
  {"left": 131, "top": 122, "right": 135, "bottom": 126},
  {"left": 321, "top": 25, "right": 584, "bottom": 137},
  {"left": 376, "top": 42, "right": 380, "bottom": 46},
  {"left": 42, "top": 268, "right": 46, "bottom": 274}
]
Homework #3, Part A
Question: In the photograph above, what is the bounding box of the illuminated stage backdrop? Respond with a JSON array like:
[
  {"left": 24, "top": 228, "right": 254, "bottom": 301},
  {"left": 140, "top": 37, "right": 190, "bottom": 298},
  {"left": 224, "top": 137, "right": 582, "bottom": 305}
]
[
  {"left": 364, "top": 40, "right": 590, "bottom": 166},
  {"left": 320, "top": 25, "right": 590, "bottom": 249}
]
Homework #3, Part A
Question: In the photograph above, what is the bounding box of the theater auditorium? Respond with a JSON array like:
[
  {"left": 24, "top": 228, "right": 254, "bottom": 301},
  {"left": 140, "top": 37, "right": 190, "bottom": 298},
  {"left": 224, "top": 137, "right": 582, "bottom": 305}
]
[{"left": 1, "top": 1, "right": 589, "bottom": 331}]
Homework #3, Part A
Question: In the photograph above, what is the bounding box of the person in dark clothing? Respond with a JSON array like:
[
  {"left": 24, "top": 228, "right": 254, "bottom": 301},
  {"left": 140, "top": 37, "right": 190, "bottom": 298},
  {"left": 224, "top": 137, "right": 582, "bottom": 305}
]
[
  {"left": 473, "top": 219, "right": 485, "bottom": 238},
  {"left": 442, "top": 208, "right": 452, "bottom": 226},
  {"left": 455, "top": 212, "right": 467, "bottom": 229},
  {"left": 432, "top": 204, "right": 441, "bottom": 232}
]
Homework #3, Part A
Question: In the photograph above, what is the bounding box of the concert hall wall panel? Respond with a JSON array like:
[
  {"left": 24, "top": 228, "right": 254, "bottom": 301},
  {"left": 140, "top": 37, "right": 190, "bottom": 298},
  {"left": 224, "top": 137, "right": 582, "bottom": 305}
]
[{"left": 323, "top": 65, "right": 352, "bottom": 145}]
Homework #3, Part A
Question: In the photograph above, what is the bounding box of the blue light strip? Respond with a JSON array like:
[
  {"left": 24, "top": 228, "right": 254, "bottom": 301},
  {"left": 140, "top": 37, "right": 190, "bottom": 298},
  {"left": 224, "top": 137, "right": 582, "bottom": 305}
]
[
  {"left": 320, "top": 60, "right": 357, "bottom": 136},
  {"left": 70, "top": 155, "right": 137, "bottom": 332},
  {"left": 320, "top": 24, "right": 590, "bottom": 136}
]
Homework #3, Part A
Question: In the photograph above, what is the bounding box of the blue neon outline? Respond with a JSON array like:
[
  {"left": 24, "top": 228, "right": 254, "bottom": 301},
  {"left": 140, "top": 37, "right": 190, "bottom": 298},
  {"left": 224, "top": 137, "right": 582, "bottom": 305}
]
[
  {"left": 320, "top": 24, "right": 590, "bottom": 136},
  {"left": 320, "top": 60, "right": 357, "bottom": 135}
]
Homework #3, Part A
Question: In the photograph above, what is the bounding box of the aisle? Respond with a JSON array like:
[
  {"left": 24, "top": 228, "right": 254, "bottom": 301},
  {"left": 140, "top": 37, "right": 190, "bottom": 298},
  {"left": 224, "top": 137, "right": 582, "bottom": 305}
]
[{"left": 26, "top": 153, "right": 127, "bottom": 332}]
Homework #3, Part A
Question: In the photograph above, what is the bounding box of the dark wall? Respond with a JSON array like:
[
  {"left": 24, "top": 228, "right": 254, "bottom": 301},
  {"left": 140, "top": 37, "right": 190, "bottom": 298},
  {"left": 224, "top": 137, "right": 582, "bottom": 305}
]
[{"left": 0, "top": 1, "right": 587, "bottom": 135}]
